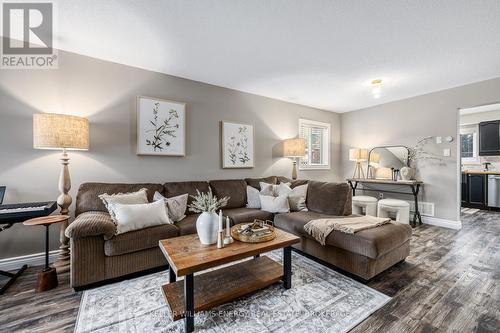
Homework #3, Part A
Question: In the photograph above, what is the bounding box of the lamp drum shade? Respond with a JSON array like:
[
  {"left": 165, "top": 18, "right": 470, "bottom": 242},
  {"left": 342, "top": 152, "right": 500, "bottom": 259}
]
[
  {"left": 283, "top": 138, "right": 306, "bottom": 157},
  {"left": 349, "top": 148, "right": 368, "bottom": 161},
  {"left": 33, "top": 113, "right": 89, "bottom": 150}
]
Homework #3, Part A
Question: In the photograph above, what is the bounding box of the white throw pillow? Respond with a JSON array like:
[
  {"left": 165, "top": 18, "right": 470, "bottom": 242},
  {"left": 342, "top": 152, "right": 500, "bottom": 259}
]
[
  {"left": 109, "top": 199, "right": 169, "bottom": 234},
  {"left": 99, "top": 188, "right": 148, "bottom": 209},
  {"left": 259, "top": 182, "right": 291, "bottom": 197},
  {"left": 259, "top": 194, "right": 290, "bottom": 213},
  {"left": 246, "top": 186, "right": 261, "bottom": 209},
  {"left": 153, "top": 192, "right": 188, "bottom": 222}
]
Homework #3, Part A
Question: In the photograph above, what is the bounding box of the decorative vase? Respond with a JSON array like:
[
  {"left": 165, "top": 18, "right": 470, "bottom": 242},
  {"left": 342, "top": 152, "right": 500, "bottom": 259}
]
[
  {"left": 400, "top": 166, "right": 414, "bottom": 181},
  {"left": 196, "top": 212, "right": 219, "bottom": 245}
]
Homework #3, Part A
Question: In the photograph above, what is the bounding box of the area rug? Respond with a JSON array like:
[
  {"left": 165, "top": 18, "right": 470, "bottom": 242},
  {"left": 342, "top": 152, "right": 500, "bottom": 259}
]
[{"left": 75, "top": 251, "right": 390, "bottom": 333}]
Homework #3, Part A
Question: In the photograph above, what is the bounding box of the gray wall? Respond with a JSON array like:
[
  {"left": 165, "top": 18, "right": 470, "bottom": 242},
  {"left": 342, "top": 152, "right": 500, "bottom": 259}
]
[
  {"left": 0, "top": 50, "right": 341, "bottom": 260},
  {"left": 341, "top": 77, "right": 500, "bottom": 223}
]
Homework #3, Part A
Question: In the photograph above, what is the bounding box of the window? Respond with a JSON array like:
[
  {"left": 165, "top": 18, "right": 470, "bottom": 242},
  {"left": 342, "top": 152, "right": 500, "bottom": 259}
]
[
  {"left": 460, "top": 125, "right": 478, "bottom": 164},
  {"left": 299, "top": 119, "right": 331, "bottom": 169}
]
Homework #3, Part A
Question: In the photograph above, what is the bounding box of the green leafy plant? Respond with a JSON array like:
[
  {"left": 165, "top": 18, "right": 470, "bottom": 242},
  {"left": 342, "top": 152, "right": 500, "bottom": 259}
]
[{"left": 188, "top": 189, "right": 229, "bottom": 213}]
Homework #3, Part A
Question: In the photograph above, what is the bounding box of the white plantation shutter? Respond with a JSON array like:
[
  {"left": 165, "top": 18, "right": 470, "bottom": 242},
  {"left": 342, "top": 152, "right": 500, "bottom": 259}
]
[{"left": 299, "top": 119, "right": 330, "bottom": 169}]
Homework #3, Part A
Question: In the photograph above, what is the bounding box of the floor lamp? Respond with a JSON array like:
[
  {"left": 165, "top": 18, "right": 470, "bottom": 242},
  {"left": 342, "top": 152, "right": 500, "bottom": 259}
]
[
  {"left": 33, "top": 113, "right": 89, "bottom": 273},
  {"left": 349, "top": 148, "right": 368, "bottom": 179},
  {"left": 283, "top": 138, "right": 306, "bottom": 180}
]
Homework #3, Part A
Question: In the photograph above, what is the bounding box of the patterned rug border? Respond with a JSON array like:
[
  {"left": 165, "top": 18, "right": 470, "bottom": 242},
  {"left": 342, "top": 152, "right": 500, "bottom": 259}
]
[{"left": 75, "top": 251, "right": 390, "bottom": 333}]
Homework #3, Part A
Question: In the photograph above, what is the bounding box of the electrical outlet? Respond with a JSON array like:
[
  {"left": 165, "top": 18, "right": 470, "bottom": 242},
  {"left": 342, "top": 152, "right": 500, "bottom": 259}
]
[
  {"left": 378, "top": 192, "right": 384, "bottom": 199},
  {"left": 436, "top": 136, "right": 442, "bottom": 144},
  {"left": 443, "top": 148, "right": 451, "bottom": 157}
]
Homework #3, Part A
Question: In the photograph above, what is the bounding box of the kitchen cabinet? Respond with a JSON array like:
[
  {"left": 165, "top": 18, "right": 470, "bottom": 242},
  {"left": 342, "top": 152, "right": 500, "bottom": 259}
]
[
  {"left": 462, "top": 173, "right": 487, "bottom": 208},
  {"left": 461, "top": 173, "right": 468, "bottom": 205},
  {"left": 479, "top": 120, "right": 500, "bottom": 156},
  {"left": 468, "top": 174, "right": 486, "bottom": 205}
]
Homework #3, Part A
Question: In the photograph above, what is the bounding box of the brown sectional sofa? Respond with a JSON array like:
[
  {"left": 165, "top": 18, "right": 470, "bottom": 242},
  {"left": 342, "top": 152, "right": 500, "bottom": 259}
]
[{"left": 66, "top": 177, "right": 412, "bottom": 288}]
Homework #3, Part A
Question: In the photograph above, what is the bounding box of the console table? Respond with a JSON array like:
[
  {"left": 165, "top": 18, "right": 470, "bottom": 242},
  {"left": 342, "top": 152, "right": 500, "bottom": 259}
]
[{"left": 346, "top": 178, "right": 423, "bottom": 227}]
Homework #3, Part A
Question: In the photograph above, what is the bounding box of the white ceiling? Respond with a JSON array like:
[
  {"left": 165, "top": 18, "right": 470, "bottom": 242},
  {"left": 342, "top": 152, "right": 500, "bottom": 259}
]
[{"left": 49, "top": 1, "right": 500, "bottom": 112}]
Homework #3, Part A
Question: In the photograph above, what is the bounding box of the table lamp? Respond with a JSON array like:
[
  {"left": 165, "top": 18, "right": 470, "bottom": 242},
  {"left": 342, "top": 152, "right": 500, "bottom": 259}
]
[
  {"left": 33, "top": 113, "right": 89, "bottom": 272},
  {"left": 283, "top": 138, "right": 306, "bottom": 180},
  {"left": 349, "top": 148, "right": 368, "bottom": 179}
]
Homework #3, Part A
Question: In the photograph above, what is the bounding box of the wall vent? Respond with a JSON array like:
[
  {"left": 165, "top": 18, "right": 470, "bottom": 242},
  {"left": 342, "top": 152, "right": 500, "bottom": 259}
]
[{"left": 407, "top": 201, "right": 435, "bottom": 217}]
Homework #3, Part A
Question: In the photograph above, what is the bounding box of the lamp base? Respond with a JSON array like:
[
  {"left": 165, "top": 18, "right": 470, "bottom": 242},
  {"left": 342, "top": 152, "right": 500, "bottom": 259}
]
[
  {"left": 291, "top": 160, "right": 298, "bottom": 180},
  {"left": 55, "top": 150, "right": 72, "bottom": 273},
  {"left": 352, "top": 161, "right": 365, "bottom": 179}
]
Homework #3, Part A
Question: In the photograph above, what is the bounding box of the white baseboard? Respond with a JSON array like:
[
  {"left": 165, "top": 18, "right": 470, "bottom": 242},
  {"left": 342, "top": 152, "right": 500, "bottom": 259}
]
[
  {"left": 421, "top": 216, "right": 462, "bottom": 230},
  {"left": 0, "top": 250, "right": 60, "bottom": 271}
]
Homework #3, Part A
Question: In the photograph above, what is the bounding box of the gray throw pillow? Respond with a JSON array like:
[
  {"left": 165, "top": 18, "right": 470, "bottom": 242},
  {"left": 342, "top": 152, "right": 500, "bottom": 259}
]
[{"left": 154, "top": 191, "right": 188, "bottom": 222}]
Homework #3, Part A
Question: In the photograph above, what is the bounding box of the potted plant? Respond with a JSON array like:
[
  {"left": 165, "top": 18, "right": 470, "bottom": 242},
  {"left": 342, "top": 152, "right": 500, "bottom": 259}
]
[{"left": 188, "top": 189, "right": 229, "bottom": 245}]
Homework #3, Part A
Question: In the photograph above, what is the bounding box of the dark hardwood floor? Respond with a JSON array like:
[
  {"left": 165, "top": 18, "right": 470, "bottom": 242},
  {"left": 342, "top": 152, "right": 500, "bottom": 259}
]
[{"left": 1, "top": 210, "right": 499, "bottom": 332}]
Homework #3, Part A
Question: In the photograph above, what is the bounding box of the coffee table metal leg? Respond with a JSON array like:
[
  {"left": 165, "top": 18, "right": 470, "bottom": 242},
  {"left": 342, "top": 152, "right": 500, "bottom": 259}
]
[
  {"left": 184, "top": 274, "right": 194, "bottom": 333},
  {"left": 283, "top": 246, "right": 292, "bottom": 289},
  {"left": 169, "top": 266, "right": 176, "bottom": 283}
]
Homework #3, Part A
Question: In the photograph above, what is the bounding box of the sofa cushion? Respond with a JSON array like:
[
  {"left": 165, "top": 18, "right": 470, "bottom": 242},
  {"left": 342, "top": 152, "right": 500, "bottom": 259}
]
[
  {"left": 276, "top": 177, "right": 308, "bottom": 189},
  {"left": 65, "top": 211, "right": 116, "bottom": 240},
  {"left": 163, "top": 181, "right": 210, "bottom": 215},
  {"left": 174, "top": 214, "right": 200, "bottom": 236},
  {"left": 306, "top": 181, "right": 352, "bottom": 216},
  {"left": 104, "top": 224, "right": 179, "bottom": 256},
  {"left": 224, "top": 207, "right": 274, "bottom": 224},
  {"left": 290, "top": 179, "right": 309, "bottom": 188},
  {"left": 75, "top": 183, "right": 163, "bottom": 216},
  {"left": 274, "top": 211, "right": 412, "bottom": 259},
  {"left": 209, "top": 179, "right": 247, "bottom": 209},
  {"left": 245, "top": 176, "right": 277, "bottom": 190}
]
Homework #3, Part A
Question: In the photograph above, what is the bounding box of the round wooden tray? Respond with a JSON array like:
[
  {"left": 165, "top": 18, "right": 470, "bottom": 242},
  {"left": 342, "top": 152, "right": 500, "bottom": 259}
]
[{"left": 231, "top": 224, "right": 277, "bottom": 243}]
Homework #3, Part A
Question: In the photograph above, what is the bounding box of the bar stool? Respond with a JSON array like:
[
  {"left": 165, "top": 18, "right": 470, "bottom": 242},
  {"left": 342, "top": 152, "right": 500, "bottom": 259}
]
[
  {"left": 352, "top": 196, "right": 378, "bottom": 216},
  {"left": 377, "top": 199, "right": 410, "bottom": 224}
]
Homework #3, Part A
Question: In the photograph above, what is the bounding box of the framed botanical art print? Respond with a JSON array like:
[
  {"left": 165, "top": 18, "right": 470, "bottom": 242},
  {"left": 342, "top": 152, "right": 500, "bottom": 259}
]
[
  {"left": 136, "top": 96, "right": 186, "bottom": 156},
  {"left": 221, "top": 121, "right": 254, "bottom": 168}
]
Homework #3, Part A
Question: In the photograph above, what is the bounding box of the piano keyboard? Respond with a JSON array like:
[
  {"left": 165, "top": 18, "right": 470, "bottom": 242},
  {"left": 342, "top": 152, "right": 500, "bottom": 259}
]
[
  {"left": 0, "top": 201, "right": 57, "bottom": 224},
  {"left": 0, "top": 206, "right": 47, "bottom": 214}
]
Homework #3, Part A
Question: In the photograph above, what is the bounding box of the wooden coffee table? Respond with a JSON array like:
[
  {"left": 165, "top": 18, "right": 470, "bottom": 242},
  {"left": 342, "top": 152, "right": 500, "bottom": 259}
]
[{"left": 159, "top": 228, "right": 300, "bottom": 333}]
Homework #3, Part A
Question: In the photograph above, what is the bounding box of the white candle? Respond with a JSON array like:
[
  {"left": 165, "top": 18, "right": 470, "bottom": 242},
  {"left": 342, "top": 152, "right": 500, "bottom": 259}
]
[
  {"left": 226, "top": 216, "right": 231, "bottom": 234},
  {"left": 218, "top": 210, "right": 223, "bottom": 231}
]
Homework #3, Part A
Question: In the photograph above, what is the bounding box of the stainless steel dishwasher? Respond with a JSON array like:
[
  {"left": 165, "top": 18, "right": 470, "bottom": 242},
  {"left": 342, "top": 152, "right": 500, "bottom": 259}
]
[{"left": 487, "top": 175, "right": 500, "bottom": 208}]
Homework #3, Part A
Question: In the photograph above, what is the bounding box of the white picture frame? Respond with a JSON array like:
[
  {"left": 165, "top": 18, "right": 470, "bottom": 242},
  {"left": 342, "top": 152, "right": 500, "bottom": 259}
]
[
  {"left": 136, "top": 96, "right": 186, "bottom": 156},
  {"left": 221, "top": 121, "right": 254, "bottom": 168}
]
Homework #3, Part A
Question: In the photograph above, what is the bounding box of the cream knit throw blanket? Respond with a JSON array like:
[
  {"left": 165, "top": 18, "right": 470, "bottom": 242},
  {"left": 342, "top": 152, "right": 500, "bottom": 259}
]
[{"left": 303, "top": 216, "right": 391, "bottom": 245}]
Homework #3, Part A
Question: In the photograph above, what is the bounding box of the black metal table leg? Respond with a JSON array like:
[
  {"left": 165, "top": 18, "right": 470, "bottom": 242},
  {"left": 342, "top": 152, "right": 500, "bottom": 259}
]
[
  {"left": 184, "top": 274, "right": 194, "bottom": 333},
  {"left": 283, "top": 246, "right": 292, "bottom": 289},
  {"left": 44, "top": 225, "right": 50, "bottom": 271},
  {"left": 254, "top": 254, "right": 260, "bottom": 259},
  {"left": 410, "top": 184, "right": 422, "bottom": 227},
  {"left": 348, "top": 180, "right": 358, "bottom": 196},
  {"left": 169, "top": 266, "right": 176, "bottom": 283}
]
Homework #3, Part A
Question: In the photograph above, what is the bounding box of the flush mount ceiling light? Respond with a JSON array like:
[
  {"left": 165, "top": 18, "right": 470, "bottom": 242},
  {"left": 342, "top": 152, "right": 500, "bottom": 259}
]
[{"left": 371, "top": 79, "right": 383, "bottom": 99}]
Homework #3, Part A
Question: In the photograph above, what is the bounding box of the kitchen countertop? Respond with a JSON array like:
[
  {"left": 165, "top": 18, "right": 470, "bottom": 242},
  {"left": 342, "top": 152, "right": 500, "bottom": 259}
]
[{"left": 462, "top": 170, "right": 500, "bottom": 175}]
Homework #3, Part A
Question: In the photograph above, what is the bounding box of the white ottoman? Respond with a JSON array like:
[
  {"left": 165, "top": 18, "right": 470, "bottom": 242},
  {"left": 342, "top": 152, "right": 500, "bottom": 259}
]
[
  {"left": 352, "top": 196, "right": 378, "bottom": 216},
  {"left": 377, "top": 199, "right": 410, "bottom": 224}
]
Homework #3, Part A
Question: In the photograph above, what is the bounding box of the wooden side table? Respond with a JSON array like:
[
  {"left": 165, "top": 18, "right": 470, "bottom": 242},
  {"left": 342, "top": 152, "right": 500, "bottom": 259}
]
[{"left": 23, "top": 215, "right": 69, "bottom": 292}]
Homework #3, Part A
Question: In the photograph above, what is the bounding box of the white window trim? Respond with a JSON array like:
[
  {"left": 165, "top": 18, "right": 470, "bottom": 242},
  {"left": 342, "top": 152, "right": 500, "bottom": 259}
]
[
  {"left": 460, "top": 125, "right": 479, "bottom": 164},
  {"left": 298, "top": 118, "right": 331, "bottom": 170}
]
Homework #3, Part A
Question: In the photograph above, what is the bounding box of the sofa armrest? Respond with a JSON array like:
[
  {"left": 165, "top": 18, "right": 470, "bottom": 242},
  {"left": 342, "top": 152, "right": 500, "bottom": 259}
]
[{"left": 65, "top": 211, "right": 116, "bottom": 240}]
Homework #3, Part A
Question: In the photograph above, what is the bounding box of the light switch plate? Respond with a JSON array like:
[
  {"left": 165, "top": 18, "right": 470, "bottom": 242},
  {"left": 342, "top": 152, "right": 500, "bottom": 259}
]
[
  {"left": 436, "top": 136, "right": 442, "bottom": 144},
  {"left": 443, "top": 148, "right": 451, "bottom": 157}
]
